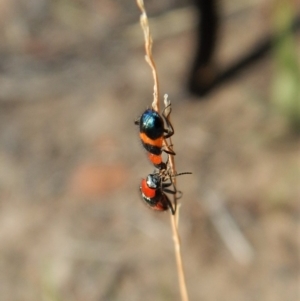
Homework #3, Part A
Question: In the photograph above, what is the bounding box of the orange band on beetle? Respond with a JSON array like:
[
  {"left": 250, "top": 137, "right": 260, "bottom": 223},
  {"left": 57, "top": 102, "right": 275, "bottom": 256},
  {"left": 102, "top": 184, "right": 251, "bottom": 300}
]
[
  {"left": 148, "top": 153, "right": 162, "bottom": 165},
  {"left": 139, "top": 132, "right": 163, "bottom": 148}
]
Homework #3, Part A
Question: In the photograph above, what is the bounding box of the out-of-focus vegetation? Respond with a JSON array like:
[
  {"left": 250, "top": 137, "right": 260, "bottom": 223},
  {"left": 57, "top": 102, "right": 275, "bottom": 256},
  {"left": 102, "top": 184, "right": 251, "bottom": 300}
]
[{"left": 271, "top": 0, "right": 300, "bottom": 133}]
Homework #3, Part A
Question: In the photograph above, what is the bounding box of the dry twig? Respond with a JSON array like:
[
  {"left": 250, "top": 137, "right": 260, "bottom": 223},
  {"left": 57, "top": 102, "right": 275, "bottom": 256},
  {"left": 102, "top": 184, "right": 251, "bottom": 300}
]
[
  {"left": 136, "top": 0, "right": 160, "bottom": 112},
  {"left": 136, "top": 1, "right": 189, "bottom": 300}
]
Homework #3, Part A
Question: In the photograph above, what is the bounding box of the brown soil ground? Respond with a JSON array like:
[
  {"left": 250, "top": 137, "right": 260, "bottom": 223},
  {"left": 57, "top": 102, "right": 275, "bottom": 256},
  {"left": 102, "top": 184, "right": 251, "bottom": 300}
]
[{"left": 0, "top": 1, "right": 299, "bottom": 301}]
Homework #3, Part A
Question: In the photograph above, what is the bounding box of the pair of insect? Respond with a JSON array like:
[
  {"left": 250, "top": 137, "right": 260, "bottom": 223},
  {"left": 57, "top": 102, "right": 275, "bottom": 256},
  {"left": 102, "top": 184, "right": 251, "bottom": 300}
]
[{"left": 135, "top": 103, "right": 190, "bottom": 215}]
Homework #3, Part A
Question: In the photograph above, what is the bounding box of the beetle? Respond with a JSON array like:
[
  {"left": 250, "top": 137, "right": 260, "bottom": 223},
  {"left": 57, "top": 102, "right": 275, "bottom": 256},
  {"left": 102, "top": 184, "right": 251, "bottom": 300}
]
[
  {"left": 140, "top": 171, "right": 191, "bottom": 215},
  {"left": 135, "top": 106, "right": 175, "bottom": 169}
]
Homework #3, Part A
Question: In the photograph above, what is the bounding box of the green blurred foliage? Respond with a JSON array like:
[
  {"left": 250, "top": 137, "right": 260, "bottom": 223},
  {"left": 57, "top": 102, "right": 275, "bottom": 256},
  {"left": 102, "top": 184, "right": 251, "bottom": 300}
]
[{"left": 271, "top": 0, "right": 300, "bottom": 132}]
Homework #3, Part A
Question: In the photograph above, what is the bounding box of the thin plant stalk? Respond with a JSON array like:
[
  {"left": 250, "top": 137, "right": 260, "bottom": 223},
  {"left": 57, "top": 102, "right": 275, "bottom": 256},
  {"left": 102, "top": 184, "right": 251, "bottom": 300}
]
[
  {"left": 136, "top": 1, "right": 189, "bottom": 300},
  {"left": 170, "top": 212, "right": 189, "bottom": 301},
  {"left": 165, "top": 94, "right": 189, "bottom": 301},
  {"left": 136, "top": 0, "right": 160, "bottom": 112}
]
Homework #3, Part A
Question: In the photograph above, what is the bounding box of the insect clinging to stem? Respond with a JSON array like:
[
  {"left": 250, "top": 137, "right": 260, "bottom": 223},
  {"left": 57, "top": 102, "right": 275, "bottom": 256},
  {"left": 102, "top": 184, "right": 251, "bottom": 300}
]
[{"left": 135, "top": 102, "right": 175, "bottom": 169}]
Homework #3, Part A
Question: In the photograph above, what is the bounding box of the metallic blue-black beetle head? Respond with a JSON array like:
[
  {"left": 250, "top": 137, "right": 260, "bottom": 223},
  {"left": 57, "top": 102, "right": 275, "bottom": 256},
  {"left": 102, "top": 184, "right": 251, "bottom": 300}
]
[{"left": 139, "top": 109, "right": 164, "bottom": 140}]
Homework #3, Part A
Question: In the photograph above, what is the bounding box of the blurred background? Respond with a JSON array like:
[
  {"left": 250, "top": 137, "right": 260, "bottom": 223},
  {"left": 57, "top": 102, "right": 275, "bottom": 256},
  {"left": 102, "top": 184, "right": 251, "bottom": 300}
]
[{"left": 0, "top": 0, "right": 299, "bottom": 300}]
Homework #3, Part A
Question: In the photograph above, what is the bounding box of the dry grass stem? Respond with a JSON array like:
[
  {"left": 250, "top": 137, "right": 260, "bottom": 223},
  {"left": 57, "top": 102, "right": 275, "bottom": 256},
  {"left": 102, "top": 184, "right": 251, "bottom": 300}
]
[
  {"left": 136, "top": 0, "right": 160, "bottom": 112},
  {"left": 165, "top": 94, "right": 189, "bottom": 301},
  {"left": 170, "top": 212, "right": 189, "bottom": 301},
  {"left": 136, "top": 1, "right": 189, "bottom": 301}
]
